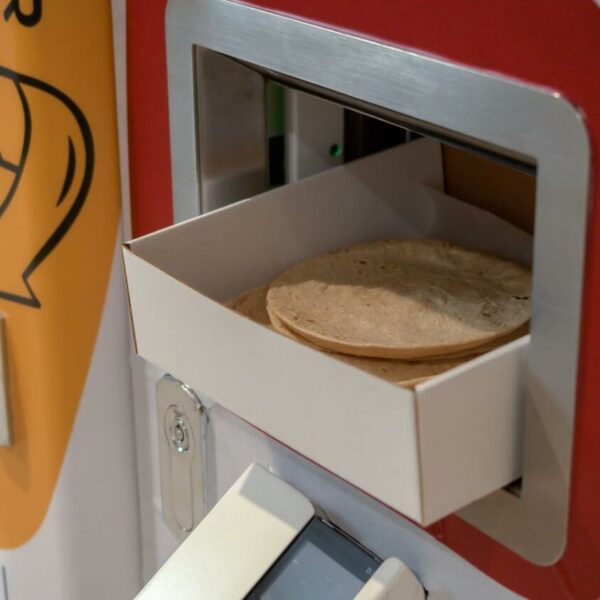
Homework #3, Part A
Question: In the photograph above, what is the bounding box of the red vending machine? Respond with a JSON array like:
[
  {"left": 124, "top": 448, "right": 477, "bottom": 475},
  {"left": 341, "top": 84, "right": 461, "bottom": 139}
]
[{"left": 125, "top": 0, "right": 600, "bottom": 598}]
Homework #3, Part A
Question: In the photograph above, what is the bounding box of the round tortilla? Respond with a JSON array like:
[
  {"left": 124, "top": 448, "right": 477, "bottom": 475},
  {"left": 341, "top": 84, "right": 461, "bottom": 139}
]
[
  {"left": 267, "top": 307, "right": 467, "bottom": 387},
  {"left": 269, "top": 304, "right": 528, "bottom": 361},
  {"left": 227, "top": 285, "right": 467, "bottom": 388},
  {"left": 267, "top": 238, "right": 531, "bottom": 359},
  {"left": 225, "top": 285, "right": 271, "bottom": 326}
]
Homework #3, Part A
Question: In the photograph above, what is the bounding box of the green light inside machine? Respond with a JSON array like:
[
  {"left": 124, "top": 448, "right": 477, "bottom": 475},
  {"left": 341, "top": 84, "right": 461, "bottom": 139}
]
[{"left": 329, "top": 143, "right": 342, "bottom": 158}]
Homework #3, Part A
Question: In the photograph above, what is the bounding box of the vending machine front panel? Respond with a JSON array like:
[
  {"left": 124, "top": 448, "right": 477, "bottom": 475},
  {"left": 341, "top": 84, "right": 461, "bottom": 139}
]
[{"left": 125, "top": 0, "right": 600, "bottom": 596}]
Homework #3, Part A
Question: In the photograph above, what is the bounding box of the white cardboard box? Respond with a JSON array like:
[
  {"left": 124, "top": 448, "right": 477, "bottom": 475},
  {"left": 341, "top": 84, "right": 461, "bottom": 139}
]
[{"left": 123, "top": 139, "right": 531, "bottom": 525}]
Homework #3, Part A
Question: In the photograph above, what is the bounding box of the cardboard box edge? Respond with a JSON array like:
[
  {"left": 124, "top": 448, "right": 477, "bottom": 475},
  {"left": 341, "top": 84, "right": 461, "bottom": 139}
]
[{"left": 121, "top": 245, "right": 140, "bottom": 355}]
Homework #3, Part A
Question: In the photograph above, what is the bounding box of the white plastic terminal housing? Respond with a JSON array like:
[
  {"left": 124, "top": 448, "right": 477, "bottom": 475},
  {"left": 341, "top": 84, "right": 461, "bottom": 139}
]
[
  {"left": 356, "top": 557, "right": 425, "bottom": 600},
  {"left": 136, "top": 464, "right": 314, "bottom": 599}
]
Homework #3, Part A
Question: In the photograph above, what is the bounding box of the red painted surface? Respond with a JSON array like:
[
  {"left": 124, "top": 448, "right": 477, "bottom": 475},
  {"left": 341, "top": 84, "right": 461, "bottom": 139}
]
[
  {"left": 126, "top": 1, "right": 600, "bottom": 597},
  {"left": 126, "top": 1, "right": 173, "bottom": 237}
]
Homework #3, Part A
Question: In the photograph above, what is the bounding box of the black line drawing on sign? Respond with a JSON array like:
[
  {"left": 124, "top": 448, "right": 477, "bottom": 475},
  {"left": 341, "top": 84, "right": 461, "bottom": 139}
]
[
  {"left": 0, "top": 66, "right": 94, "bottom": 308},
  {"left": 3, "top": 0, "right": 42, "bottom": 26}
]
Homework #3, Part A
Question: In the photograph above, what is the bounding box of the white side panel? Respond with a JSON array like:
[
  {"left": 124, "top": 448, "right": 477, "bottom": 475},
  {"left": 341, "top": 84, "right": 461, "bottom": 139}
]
[{"left": 109, "top": 0, "right": 174, "bottom": 582}]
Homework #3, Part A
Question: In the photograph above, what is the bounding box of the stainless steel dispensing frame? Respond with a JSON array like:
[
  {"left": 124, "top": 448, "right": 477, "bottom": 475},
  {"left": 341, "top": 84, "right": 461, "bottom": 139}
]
[{"left": 165, "top": 0, "right": 590, "bottom": 564}]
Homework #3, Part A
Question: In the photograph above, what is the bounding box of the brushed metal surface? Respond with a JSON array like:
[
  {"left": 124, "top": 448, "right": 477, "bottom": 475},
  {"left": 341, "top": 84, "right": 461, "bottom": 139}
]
[
  {"left": 166, "top": 0, "right": 591, "bottom": 564},
  {"left": 191, "top": 49, "right": 268, "bottom": 218}
]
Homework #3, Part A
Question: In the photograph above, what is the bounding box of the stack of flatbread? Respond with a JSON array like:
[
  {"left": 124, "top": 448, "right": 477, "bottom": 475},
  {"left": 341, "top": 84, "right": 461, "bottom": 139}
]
[{"left": 226, "top": 238, "right": 531, "bottom": 388}]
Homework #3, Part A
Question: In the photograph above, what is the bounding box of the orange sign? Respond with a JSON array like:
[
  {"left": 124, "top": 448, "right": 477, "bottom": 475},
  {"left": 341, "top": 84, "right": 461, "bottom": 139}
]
[{"left": 0, "top": 1, "right": 121, "bottom": 546}]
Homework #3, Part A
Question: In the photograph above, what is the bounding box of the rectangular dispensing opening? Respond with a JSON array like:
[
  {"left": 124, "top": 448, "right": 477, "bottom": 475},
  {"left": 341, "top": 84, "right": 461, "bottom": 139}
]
[
  {"left": 191, "top": 49, "right": 538, "bottom": 499},
  {"left": 166, "top": 0, "right": 590, "bottom": 556}
]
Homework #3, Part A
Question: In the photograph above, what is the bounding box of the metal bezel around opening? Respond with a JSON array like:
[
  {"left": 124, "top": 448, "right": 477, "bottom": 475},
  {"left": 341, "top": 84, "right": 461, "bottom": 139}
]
[{"left": 165, "top": 0, "right": 591, "bottom": 565}]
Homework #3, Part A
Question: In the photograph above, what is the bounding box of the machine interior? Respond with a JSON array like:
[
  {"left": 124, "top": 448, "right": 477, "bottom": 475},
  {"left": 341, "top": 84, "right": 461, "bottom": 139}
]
[{"left": 264, "top": 80, "right": 537, "bottom": 235}]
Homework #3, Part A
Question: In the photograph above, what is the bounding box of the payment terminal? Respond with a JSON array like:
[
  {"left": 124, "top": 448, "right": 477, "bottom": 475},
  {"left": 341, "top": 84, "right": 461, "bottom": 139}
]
[{"left": 137, "top": 464, "right": 425, "bottom": 599}]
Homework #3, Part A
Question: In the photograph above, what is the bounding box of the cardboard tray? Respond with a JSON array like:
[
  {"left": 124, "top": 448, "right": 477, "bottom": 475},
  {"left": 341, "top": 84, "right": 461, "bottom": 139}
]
[{"left": 123, "top": 139, "right": 532, "bottom": 525}]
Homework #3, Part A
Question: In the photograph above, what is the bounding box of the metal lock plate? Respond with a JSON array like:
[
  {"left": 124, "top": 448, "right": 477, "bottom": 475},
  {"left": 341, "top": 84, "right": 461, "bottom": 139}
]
[{"left": 156, "top": 375, "right": 206, "bottom": 540}]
